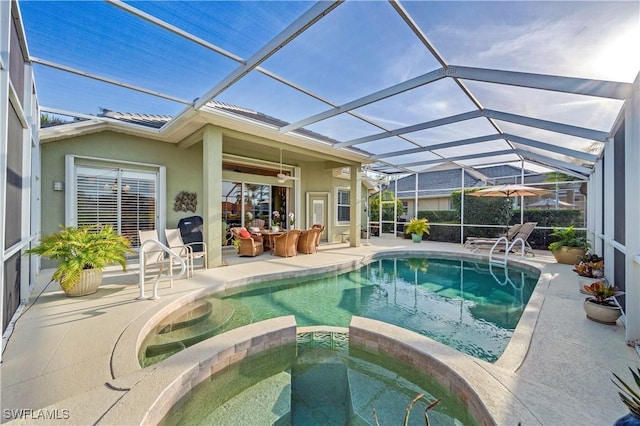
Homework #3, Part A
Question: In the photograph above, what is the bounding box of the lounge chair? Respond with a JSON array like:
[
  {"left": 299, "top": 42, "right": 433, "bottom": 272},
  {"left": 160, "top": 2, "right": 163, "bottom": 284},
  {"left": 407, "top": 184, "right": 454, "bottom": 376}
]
[
  {"left": 464, "top": 223, "right": 522, "bottom": 249},
  {"left": 273, "top": 230, "right": 302, "bottom": 257},
  {"left": 231, "top": 227, "right": 264, "bottom": 257},
  {"left": 165, "top": 228, "right": 208, "bottom": 276},
  {"left": 469, "top": 222, "right": 537, "bottom": 256}
]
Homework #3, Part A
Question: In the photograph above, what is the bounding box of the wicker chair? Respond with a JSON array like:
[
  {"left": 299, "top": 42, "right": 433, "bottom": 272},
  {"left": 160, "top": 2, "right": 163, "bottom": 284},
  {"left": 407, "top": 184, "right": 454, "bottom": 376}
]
[
  {"left": 250, "top": 218, "right": 266, "bottom": 231},
  {"left": 273, "top": 230, "right": 302, "bottom": 257},
  {"left": 297, "top": 228, "right": 321, "bottom": 254},
  {"left": 230, "top": 227, "right": 264, "bottom": 257},
  {"left": 311, "top": 224, "right": 325, "bottom": 247}
]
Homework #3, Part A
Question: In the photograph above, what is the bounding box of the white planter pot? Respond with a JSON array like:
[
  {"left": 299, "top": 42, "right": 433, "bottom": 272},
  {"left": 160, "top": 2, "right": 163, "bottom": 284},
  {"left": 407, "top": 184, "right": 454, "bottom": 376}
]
[
  {"left": 65, "top": 268, "right": 103, "bottom": 297},
  {"left": 583, "top": 298, "right": 622, "bottom": 324}
]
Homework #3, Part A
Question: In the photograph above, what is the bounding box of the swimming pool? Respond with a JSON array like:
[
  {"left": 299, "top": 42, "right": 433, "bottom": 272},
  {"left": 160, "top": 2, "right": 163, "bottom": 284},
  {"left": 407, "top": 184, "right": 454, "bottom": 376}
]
[{"left": 141, "top": 255, "right": 539, "bottom": 365}]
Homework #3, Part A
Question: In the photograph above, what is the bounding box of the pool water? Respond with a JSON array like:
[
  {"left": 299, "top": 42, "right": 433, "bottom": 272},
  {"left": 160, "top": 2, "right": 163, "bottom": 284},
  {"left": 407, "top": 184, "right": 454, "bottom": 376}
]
[
  {"left": 159, "top": 339, "right": 478, "bottom": 426},
  {"left": 142, "top": 256, "right": 539, "bottom": 365}
]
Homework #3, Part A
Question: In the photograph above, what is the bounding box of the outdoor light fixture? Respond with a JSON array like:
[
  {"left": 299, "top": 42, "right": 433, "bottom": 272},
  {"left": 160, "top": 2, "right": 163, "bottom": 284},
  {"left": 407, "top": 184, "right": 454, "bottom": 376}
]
[{"left": 53, "top": 181, "right": 64, "bottom": 191}]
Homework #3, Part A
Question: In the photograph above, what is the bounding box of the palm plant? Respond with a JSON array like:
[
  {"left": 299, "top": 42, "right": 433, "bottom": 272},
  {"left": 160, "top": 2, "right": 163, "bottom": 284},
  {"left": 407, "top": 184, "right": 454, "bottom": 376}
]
[
  {"left": 612, "top": 367, "right": 640, "bottom": 420},
  {"left": 26, "top": 225, "right": 132, "bottom": 292}
]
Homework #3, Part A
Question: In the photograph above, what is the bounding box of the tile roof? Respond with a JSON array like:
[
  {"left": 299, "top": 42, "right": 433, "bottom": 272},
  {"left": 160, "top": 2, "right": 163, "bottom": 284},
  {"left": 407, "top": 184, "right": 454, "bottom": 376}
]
[{"left": 392, "top": 164, "right": 540, "bottom": 198}]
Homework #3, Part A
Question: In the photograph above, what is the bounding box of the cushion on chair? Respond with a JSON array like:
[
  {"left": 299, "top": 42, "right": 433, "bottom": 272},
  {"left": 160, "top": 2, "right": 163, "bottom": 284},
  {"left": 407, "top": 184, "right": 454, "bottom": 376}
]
[
  {"left": 249, "top": 227, "right": 261, "bottom": 233},
  {"left": 239, "top": 228, "right": 251, "bottom": 238}
]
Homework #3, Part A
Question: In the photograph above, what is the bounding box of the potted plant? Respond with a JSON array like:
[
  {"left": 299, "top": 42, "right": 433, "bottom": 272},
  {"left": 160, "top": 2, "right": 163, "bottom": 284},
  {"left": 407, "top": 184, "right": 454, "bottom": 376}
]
[
  {"left": 612, "top": 367, "right": 640, "bottom": 425},
  {"left": 582, "top": 281, "right": 624, "bottom": 324},
  {"left": 573, "top": 252, "right": 605, "bottom": 293},
  {"left": 405, "top": 217, "right": 430, "bottom": 243},
  {"left": 25, "top": 225, "right": 132, "bottom": 297},
  {"left": 548, "top": 226, "right": 589, "bottom": 264}
]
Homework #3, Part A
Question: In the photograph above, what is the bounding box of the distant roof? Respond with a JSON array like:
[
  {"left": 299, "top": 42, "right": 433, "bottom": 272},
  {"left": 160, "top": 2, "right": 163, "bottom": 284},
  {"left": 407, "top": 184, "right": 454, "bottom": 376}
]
[
  {"left": 392, "top": 164, "right": 541, "bottom": 198},
  {"left": 99, "top": 110, "right": 171, "bottom": 129}
]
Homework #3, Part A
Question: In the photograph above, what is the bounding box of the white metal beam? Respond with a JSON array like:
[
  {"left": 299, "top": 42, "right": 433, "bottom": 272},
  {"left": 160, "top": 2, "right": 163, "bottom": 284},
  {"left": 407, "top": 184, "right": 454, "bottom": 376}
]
[
  {"left": 484, "top": 109, "right": 609, "bottom": 142},
  {"left": 337, "top": 110, "right": 483, "bottom": 148},
  {"left": 398, "top": 149, "right": 515, "bottom": 168},
  {"left": 31, "top": 57, "right": 191, "bottom": 105},
  {"left": 514, "top": 149, "right": 591, "bottom": 175},
  {"left": 448, "top": 65, "right": 633, "bottom": 100},
  {"left": 524, "top": 159, "right": 588, "bottom": 181},
  {"left": 194, "top": 1, "right": 342, "bottom": 110},
  {"left": 504, "top": 133, "right": 597, "bottom": 162},
  {"left": 280, "top": 67, "right": 445, "bottom": 133},
  {"left": 371, "top": 134, "right": 502, "bottom": 160},
  {"left": 624, "top": 72, "right": 640, "bottom": 346},
  {"left": 106, "top": 0, "right": 244, "bottom": 63}
]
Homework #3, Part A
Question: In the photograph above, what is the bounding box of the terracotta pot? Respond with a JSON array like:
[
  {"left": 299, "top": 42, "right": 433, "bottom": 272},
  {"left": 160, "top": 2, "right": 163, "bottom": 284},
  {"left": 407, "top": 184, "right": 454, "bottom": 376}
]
[
  {"left": 552, "top": 246, "right": 586, "bottom": 265},
  {"left": 65, "top": 268, "right": 103, "bottom": 297},
  {"left": 583, "top": 298, "right": 622, "bottom": 324}
]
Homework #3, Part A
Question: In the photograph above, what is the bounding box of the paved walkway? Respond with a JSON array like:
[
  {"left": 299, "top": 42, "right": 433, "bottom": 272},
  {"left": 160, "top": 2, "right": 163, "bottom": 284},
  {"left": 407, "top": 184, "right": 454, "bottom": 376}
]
[{"left": 1, "top": 238, "right": 637, "bottom": 425}]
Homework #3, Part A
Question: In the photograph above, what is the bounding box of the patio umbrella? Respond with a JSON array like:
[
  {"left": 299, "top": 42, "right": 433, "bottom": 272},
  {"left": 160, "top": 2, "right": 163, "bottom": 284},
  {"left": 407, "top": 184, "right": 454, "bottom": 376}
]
[
  {"left": 469, "top": 184, "right": 551, "bottom": 227},
  {"left": 469, "top": 184, "right": 551, "bottom": 198}
]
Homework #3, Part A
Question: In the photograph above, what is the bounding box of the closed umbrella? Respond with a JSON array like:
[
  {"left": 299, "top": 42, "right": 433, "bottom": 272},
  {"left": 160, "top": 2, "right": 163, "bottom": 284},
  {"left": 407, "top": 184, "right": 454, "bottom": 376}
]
[{"left": 529, "top": 198, "right": 575, "bottom": 209}]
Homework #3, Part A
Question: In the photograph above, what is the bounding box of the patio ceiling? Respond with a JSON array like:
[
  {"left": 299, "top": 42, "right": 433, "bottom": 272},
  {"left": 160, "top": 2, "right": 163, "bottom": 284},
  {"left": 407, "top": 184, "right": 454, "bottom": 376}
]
[{"left": 20, "top": 0, "right": 640, "bottom": 178}]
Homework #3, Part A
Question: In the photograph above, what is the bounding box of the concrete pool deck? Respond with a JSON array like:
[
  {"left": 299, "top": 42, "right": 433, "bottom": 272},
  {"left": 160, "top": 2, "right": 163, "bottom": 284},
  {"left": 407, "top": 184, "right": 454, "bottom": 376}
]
[{"left": 1, "top": 238, "right": 638, "bottom": 425}]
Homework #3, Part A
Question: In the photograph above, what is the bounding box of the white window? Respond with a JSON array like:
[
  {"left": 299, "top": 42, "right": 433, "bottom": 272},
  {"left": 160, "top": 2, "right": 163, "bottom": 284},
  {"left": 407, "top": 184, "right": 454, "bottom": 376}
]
[
  {"left": 67, "top": 156, "right": 164, "bottom": 247},
  {"left": 337, "top": 188, "right": 350, "bottom": 224}
]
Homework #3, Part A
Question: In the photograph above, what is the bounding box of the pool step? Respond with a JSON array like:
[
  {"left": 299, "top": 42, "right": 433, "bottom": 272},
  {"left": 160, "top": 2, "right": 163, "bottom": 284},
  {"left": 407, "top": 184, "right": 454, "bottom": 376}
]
[
  {"left": 157, "top": 300, "right": 213, "bottom": 334},
  {"left": 201, "top": 371, "right": 292, "bottom": 426},
  {"left": 145, "top": 298, "right": 239, "bottom": 358}
]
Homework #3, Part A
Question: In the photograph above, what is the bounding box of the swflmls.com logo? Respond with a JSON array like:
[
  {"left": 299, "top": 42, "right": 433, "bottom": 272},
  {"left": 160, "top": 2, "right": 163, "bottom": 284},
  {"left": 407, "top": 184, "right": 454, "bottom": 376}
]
[{"left": 3, "top": 409, "right": 70, "bottom": 420}]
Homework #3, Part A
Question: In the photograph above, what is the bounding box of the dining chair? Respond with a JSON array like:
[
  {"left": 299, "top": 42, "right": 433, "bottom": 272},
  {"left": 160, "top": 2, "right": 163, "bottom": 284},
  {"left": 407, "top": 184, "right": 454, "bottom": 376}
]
[{"left": 273, "top": 230, "right": 302, "bottom": 257}]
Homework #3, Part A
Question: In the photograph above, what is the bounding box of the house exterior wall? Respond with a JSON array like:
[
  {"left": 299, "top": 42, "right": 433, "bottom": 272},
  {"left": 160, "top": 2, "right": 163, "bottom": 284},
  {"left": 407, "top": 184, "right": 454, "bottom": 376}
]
[
  {"left": 40, "top": 131, "right": 204, "bottom": 237},
  {"left": 39, "top": 129, "right": 359, "bottom": 248},
  {"left": 401, "top": 197, "right": 451, "bottom": 219}
]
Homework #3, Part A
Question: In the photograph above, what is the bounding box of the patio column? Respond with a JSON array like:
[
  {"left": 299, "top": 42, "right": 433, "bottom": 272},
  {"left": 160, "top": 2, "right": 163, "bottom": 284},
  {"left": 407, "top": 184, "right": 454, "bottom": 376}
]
[
  {"left": 203, "top": 125, "right": 223, "bottom": 267},
  {"left": 603, "top": 136, "right": 615, "bottom": 283},
  {"left": 349, "top": 164, "right": 361, "bottom": 247},
  {"left": 0, "top": 0, "right": 10, "bottom": 361},
  {"left": 624, "top": 72, "right": 640, "bottom": 346},
  {"left": 590, "top": 158, "right": 604, "bottom": 255}
]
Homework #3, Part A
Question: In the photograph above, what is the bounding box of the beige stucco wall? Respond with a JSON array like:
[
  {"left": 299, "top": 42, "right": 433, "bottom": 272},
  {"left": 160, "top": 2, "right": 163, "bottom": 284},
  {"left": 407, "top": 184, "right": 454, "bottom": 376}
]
[
  {"left": 40, "top": 131, "right": 204, "bottom": 237},
  {"left": 402, "top": 197, "right": 452, "bottom": 218}
]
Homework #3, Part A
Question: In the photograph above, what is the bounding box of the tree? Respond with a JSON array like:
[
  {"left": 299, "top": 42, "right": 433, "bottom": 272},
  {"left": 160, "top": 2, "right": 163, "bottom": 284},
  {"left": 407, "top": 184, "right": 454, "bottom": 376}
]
[{"left": 369, "top": 190, "right": 404, "bottom": 221}]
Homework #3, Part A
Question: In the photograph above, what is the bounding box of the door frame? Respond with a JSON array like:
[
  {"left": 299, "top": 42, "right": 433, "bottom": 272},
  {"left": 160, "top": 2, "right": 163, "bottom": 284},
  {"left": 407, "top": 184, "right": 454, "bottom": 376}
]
[{"left": 306, "top": 191, "right": 330, "bottom": 243}]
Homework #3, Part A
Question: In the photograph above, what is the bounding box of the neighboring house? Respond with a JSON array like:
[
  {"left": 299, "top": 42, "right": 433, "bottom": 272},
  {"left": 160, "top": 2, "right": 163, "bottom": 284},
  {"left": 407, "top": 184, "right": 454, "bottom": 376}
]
[{"left": 391, "top": 164, "right": 585, "bottom": 219}]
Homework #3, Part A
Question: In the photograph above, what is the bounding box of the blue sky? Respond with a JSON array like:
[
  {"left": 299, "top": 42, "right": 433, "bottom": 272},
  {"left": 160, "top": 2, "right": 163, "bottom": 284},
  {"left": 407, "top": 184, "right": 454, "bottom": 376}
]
[{"left": 19, "top": 1, "right": 640, "bottom": 172}]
